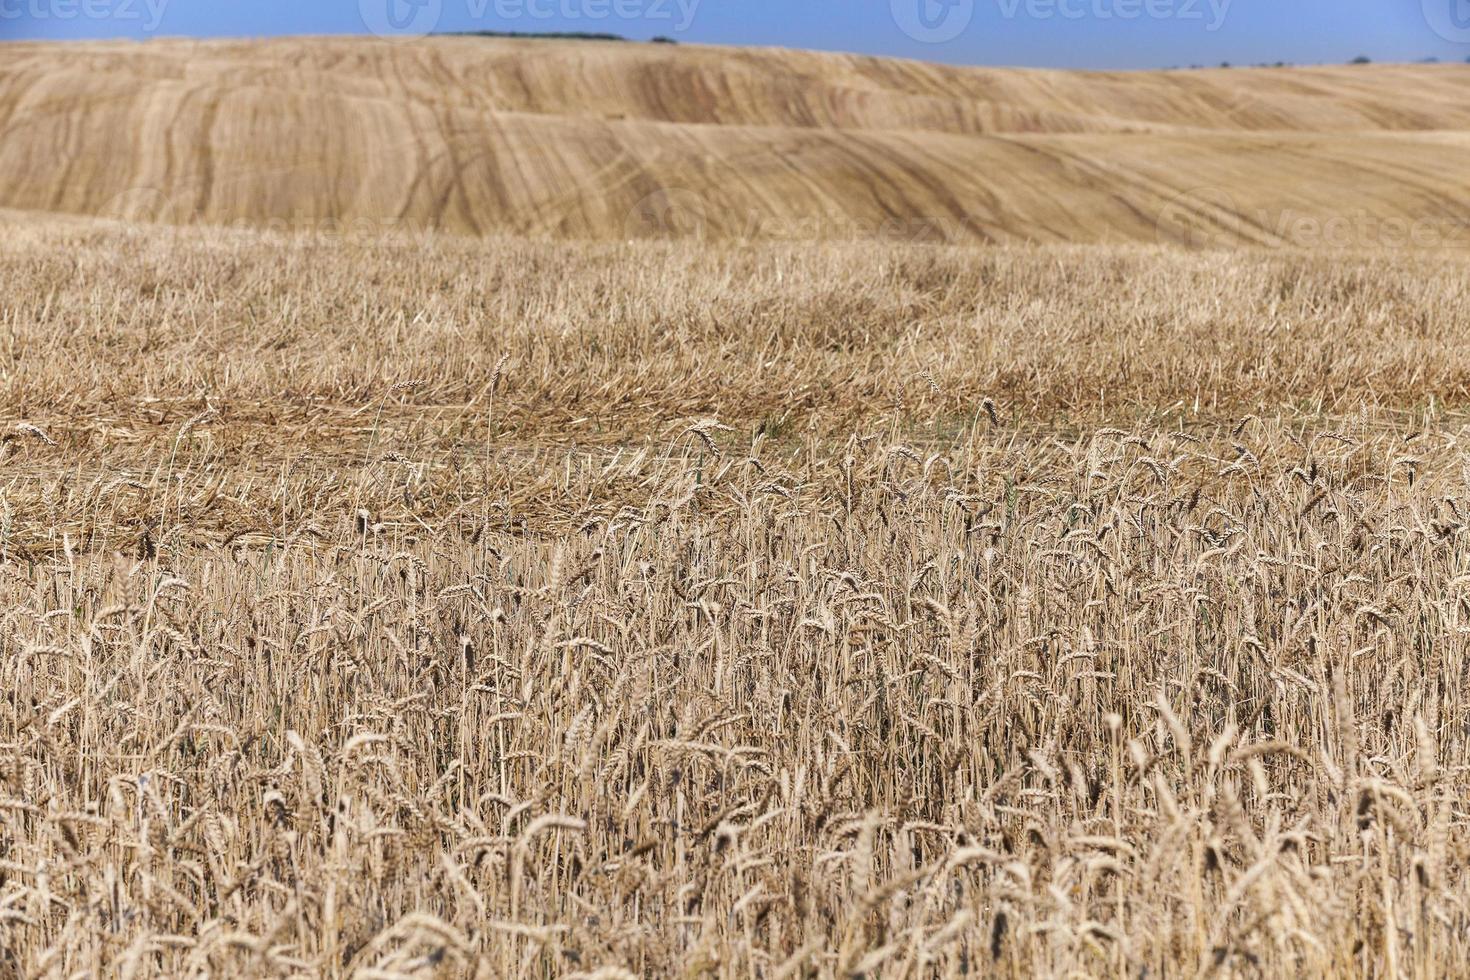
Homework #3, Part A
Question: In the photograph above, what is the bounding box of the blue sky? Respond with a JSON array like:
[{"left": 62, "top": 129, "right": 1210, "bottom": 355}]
[{"left": 2, "top": 0, "right": 1468, "bottom": 69}]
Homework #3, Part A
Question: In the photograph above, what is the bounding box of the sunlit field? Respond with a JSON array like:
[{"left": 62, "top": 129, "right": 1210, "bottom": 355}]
[{"left": 1, "top": 221, "right": 1469, "bottom": 975}]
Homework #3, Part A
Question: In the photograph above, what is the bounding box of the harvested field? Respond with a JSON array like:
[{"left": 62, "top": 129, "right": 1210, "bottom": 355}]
[{"left": 2, "top": 38, "right": 1470, "bottom": 245}]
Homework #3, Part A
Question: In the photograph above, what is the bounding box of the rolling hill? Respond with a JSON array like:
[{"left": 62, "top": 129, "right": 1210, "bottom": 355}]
[{"left": 2, "top": 35, "right": 1469, "bottom": 246}]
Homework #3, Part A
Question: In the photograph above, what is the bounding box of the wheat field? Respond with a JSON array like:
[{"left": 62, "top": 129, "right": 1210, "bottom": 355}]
[
  {"left": 4, "top": 32, "right": 1470, "bottom": 980},
  {"left": 0, "top": 217, "right": 1469, "bottom": 976}
]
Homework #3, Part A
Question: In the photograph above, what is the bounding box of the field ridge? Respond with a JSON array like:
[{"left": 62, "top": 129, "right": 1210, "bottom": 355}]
[{"left": 2, "top": 36, "right": 1469, "bottom": 245}]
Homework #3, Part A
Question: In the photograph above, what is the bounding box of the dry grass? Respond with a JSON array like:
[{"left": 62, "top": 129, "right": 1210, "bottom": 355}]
[{"left": 0, "top": 219, "right": 1469, "bottom": 976}]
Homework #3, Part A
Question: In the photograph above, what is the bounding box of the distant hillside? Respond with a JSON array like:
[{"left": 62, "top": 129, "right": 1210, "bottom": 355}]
[{"left": 1, "top": 36, "right": 1468, "bottom": 246}]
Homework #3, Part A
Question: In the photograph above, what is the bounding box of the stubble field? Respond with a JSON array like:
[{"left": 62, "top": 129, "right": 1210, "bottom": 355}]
[{"left": 2, "top": 220, "right": 1470, "bottom": 976}]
